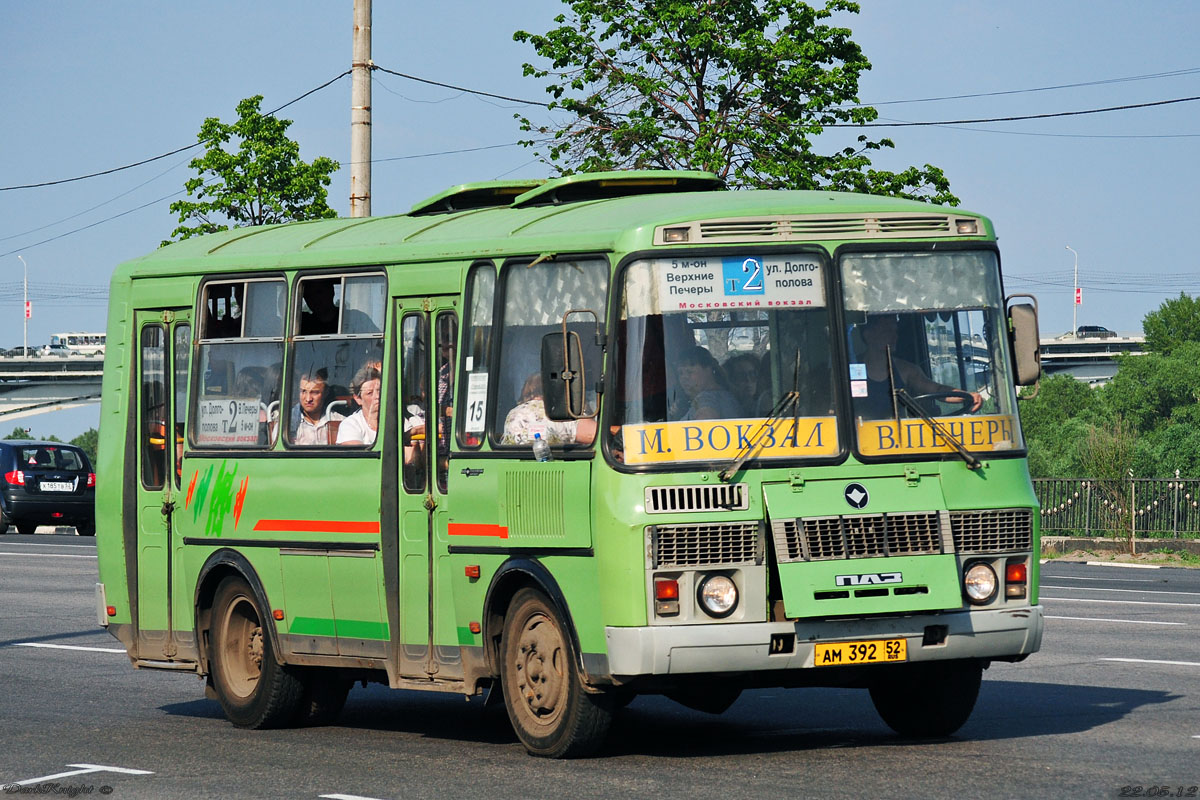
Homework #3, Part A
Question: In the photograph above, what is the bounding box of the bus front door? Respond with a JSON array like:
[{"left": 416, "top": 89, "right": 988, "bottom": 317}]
[
  {"left": 394, "top": 298, "right": 459, "bottom": 679},
  {"left": 133, "top": 310, "right": 191, "bottom": 660}
]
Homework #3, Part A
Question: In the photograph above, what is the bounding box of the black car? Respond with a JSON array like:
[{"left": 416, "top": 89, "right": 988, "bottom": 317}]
[{"left": 0, "top": 441, "right": 95, "bottom": 535}]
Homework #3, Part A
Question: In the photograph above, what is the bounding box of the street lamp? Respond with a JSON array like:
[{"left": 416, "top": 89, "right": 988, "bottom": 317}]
[
  {"left": 1065, "top": 245, "right": 1079, "bottom": 337},
  {"left": 16, "top": 255, "right": 28, "bottom": 357}
]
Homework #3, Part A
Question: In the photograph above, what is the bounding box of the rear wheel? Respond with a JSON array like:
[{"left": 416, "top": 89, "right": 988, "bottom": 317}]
[
  {"left": 500, "top": 588, "right": 612, "bottom": 758},
  {"left": 209, "top": 576, "right": 305, "bottom": 729},
  {"left": 16, "top": 521, "right": 37, "bottom": 536},
  {"left": 295, "top": 672, "right": 352, "bottom": 726},
  {"left": 869, "top": 659, "right": 983, "bottom": 737},
  {"left": 75, "top": 521, "right": 95, "bottom": 537}
]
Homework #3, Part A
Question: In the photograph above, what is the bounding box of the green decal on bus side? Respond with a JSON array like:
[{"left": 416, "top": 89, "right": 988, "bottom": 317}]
[{"left": 290, "top": 617, "right": 389, "bottom": 641}]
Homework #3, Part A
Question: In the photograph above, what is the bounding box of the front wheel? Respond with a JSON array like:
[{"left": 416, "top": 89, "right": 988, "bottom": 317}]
[
  {"left": 209, "top": 576, "right": 305, "bottom": 729},
  {"left": 869, "top": 659, "right": 983, "bottom": 737},
  {"left": 500, "top": 588, "right": 612, "bottom": 758},
  {"left": 16, "top": 521, "right": 37, "bottom": 536}
]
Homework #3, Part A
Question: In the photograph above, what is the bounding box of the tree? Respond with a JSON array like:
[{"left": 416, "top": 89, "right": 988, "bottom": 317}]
[
  {"left": 1141, "top": 292, "right": 1200, "bottom": 354},
  {"left": 166, "top": 95, "right": 339, "bottom": 243},
  {"left": 3, "top": 427, "right": 32, "bottom": 440},
  {"left": 70, "top": 428, "right": 98, "bottom": 466},
  {"left": 514, "top": 0, "right": 957, "bottom": 203}
]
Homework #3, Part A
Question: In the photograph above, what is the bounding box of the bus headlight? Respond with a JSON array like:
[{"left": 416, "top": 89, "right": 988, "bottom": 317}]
[
  {"left": 963, "top": 562, "right": 998, "bottom": 604},
  {"left": 697, "top": 574, "right": 738, "bottom": 618}
]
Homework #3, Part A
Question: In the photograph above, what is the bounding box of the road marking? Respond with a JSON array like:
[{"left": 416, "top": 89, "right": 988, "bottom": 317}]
[
  {"left": 1042, "top": 585, "right": 1200, "bottom": 598},
  {"left": 1041, "top": 574, "right": 1158, "bottom": 583},
  {"left": 1102, "top": 657, "right": 1200, "bottom": 667},
  {"left": 0, "top": 541, "right": 96, "bottom": 548},
  {"left": 1046, "top": 615, "right": 1185, "bottom": 626},
  {"left": 1085, "top": 561, "right": 1160, "bottom": 569},
  {"left": 0, "top": 552, "right": 97, "bottom": 558},
  {"left": 1041, "top": 596, "right": 1200, "bottom": 608},
  {"left": 14, "top": 642, "right": 126, "bottom": 653},
  {"left": 320, "top": 795, "right": 388, "bottom": 800},
  {"left": 10, "top": 764, "right": 153, "bottom": 786}
]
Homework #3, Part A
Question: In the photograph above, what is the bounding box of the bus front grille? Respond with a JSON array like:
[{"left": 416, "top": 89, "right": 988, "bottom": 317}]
[
  {"left": 950, "top": 509, "right": 1033, "bottom": 553},
  {"left": 771, "top": 512, "right": 946, "bottom": 562},
  {"left": 645, "top": 483, "right": 749, "bottom": 514},
  {"left": 651, "top": 522, "right": 763, "bottom": 568}
]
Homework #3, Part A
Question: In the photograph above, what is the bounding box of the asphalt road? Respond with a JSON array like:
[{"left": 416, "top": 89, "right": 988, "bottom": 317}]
[{"left": 2, "top": 533, "right": 1198, "bottom": 799}]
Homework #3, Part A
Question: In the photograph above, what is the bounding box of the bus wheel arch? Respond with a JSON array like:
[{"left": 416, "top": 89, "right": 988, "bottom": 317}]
[
  {"left": 194, "top": 549, "right": 284, "bottom": 675},
  {"left": 482, "top": 558, "right": 589, "bottom": 687}
]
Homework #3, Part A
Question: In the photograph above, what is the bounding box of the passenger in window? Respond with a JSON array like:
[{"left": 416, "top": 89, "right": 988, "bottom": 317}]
[
  {"left": 300, "top": 280, "right": 339, "bottom": 335},
  {"left": 336, "top": 364, "right": 382, "bottom": 446},
  {"left": 671, "top": 346, "right": 744, "bottom": 421},
  {"left": 403, "top": 395, "right": 425, "bottom": 465},
  {"left": 289, "top": 369, "right": 345, "bottom": 445},
  {"left": 725, "top": 352, "right": 771, "bottom": 414},
  {"left": 856, "top": 314, "right": 982, "bottom": 419},
  {"left": 501, "top": 373, "right": 596, "bottom": 446}
]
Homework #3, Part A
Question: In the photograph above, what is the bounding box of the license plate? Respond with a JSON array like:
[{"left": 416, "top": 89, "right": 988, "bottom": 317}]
[
  {"left": 40, "top": 481, "right": 73, "bottom": 492},
  {"left": 814, "top": 638, "right": 907, "bottom": 666}
]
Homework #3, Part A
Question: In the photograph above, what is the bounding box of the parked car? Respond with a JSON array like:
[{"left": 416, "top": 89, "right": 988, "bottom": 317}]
[{"left": 0, "top": 441, "right": 95, "bottom": 535}]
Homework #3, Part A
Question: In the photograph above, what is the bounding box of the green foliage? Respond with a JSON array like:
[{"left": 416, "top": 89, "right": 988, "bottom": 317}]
[
  {"left": 1141, "top": 292, "right": 1200, "bottom": 354},
  {"left": 70, "top": 428, "right": 99, "bottom": 466},
  {"left": 514, "top": 0, "right": 958, "bottom": 204},
  {"left": 3, "top": 427, "right": 32, "bottom": 439},
  {"left": 165, "top": 95, "right": 339, "bottom": 244},
  {"left": 1099, "top": 342, "right": 1200, "bottom": 434}
]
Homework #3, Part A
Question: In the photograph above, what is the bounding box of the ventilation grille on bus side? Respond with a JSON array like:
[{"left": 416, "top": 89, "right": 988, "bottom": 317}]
[
  {"left": 651, "top": 522, "right": 763, "bottom": 568},
  {"left": 950, "top": 509, "right": 1033, "bottom": 553},
  {"left": 645, "top": 484, "right": 749, "bottom": 514},
  {"left": 505, "top": 470, "right": 566, "bottom": 540},
  {"left": 771, "top": 511, "right": 948, "bottom": 563}
]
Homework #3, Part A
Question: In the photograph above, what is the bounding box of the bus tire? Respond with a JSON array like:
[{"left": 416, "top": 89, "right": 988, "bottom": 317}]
[
  {"left": 209, "top": 576, "right": 305, "bottom": 729},
  {"left": 295, "top": 672, "right": 351, "bottom": 726},
  {"left": 869, "top": 659, "right": 982, "bottom": 738},
  {"left": 500, "top": 587, "right": 612, "bottom": 758}
]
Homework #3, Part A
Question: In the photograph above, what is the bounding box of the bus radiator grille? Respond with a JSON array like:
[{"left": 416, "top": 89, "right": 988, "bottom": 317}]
[
  {"left": 650, "top": 522, "right": 763, "bottom": 568},
  {"left": 949, "top": 509, "right": 1033, "bottom": 553},
  {"left": 644, "top": 484, "right": 749, "bottom": 514},
  {"left": 770, "top": 512, "right": 944, "bottom": 562}
]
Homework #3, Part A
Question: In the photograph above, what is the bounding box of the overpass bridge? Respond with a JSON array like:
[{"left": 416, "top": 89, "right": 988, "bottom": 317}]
[
  {"left": 0, "top": 356, "right": 104, "bottom": 421},
  {"left": 1038, "top": 332, "right": 1145, "bottom": 385}
]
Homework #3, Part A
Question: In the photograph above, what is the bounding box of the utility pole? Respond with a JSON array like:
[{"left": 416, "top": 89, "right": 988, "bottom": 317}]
[{"left": 350, "top": 0, "right": 372, "bottom": 217}]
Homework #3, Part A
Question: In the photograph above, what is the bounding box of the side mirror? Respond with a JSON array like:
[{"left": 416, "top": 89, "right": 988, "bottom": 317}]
[
  {"left": 1007, "top": 296, "right": 1041, "bottom": 386},
  {"left": 541, "top": 331, "right": 585, "bottom": 421}
]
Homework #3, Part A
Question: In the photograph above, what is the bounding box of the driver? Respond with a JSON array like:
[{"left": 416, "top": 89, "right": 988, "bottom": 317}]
[{"left": 855, "top": 314, "right": 982, "bottom": 419}]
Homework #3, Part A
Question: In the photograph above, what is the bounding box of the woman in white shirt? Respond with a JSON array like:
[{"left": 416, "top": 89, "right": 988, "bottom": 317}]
[{"left": 336, "top": 363, "right": 382, "bottom": 446}]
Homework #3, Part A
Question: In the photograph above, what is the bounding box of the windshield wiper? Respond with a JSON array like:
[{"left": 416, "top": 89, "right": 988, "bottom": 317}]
[
  {"left": 884, "top": 346, "right": 981, "bottom": 470},
  {"left": 719, "top": 353, "right": 802, "bottom": 482}
]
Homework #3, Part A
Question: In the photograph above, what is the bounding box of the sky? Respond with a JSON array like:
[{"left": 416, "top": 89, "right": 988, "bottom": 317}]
[{"left": 3, "top": 0, "right": 1199, "bottom": 439}]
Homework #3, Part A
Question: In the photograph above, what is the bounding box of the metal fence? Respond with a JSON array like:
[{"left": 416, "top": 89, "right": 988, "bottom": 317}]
[{"left": 1034, "top": 478, "right": 1200, "bottom": 538}]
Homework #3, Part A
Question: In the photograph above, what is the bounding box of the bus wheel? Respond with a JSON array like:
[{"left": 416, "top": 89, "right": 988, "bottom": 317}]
[
  {"left": 209, "top": 576, "right": 304, "bottom": 729},
  {"left": 869, "top": 659, "right": 982, "bottom": 737},
  {"left": 500, "top": 588, "right": 613, "bottom": 758}
]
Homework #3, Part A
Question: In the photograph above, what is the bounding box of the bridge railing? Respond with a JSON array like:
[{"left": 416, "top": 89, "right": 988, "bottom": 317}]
[{"left": 1034, "top": 477, "right": 1200, "bottom": 538}]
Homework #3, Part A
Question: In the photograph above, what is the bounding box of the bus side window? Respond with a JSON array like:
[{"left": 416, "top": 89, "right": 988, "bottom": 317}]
[
  {"left": 457, "top": 263, "right": 495, "bottom": 449},
  {"left": 288, "top": 272, "right": 386, "bottom": 448},
  {"left": 192, "top": 279, "right": 286, "bottom": 449}
]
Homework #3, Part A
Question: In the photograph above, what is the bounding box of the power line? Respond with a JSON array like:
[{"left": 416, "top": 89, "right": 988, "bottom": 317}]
[
  {"left": 829, "top": 95, "right": 1200, "bottom": 128},
  {"left": 0, "top": 71, "right": 351, "bottom": 193}
]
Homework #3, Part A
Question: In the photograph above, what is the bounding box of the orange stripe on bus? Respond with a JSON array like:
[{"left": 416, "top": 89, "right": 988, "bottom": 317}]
[
  {"left": 252, "top": 519, "right": 380, "bottom": 534},
  {"left": 447, "top": 523, "right": 509, "bottom": 539}
]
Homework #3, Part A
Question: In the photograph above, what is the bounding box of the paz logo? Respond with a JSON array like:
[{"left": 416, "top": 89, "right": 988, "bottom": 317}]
[{"left": 844, "top": 482, "right": 869, "bottom": 510}]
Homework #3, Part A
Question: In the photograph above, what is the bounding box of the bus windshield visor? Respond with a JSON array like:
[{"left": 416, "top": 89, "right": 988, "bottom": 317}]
[
  {"left": 841, "top": 250, "right": 1024, "bottom": 458},
  {"left": 612, "top": 254, "right": 839, "bottom": 466}
]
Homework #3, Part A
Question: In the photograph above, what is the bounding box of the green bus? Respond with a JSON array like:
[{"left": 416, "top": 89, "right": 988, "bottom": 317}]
[{"left": 95, "top": 170, "right": 1044, "bottom": 757}]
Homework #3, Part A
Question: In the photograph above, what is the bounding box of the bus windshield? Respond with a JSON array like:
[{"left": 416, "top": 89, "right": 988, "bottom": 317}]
[
  {"left": 841, "top": 249, "right": 1023, "bottom": 458},
  {"left": 613, "top": 253, "right": 839, "bottom": 466}
]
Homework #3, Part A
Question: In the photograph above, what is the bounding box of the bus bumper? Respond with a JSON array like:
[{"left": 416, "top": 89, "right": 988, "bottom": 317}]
[{"left": 604, "top": 605, "right": 1043, "bottom": 677}]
